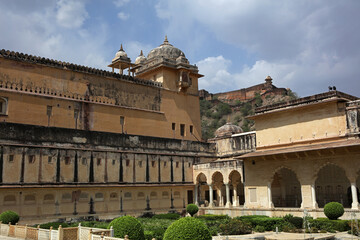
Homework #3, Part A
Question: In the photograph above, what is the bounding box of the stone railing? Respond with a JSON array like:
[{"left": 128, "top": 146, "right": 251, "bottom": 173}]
[
  {"left": 212, "top": 131, "right": 256, "bottom": 157},
  {"left": 0, "top": 222, "right": 122, "bottom": 240},
  {"left": 193, "top": 159, "right": 242, "bottom": 170}
]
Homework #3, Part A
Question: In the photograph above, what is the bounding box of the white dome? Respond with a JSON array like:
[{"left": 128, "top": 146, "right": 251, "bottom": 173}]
[
  {"left": 135, "top": 50, "right": 146, "bottom": 64},
  {"left": 112, "top": 44, "right": 128, "bottom": 62}
]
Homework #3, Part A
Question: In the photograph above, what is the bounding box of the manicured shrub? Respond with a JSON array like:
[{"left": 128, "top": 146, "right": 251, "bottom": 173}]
[
  {"left": 0, "top": 211, "right": 20, "bottom": 225},
  {"left": 163, "top": 217, "right": 211, "bottom": 240},
  {"left": 186, "top": 204, "right": 199, "bottom": 217},
  {"left": 309, "top": 218, "right": 350, "bottom": 232},
  {"left": 108, "top": 216, "right": 145, "bottom": 240},
  {"left": 324, "top": 202, "right": 344, "bottom": 220},
  {"left": 283, "top": 214, "right": 303, "bottom": 229},
  {"left": 219, "top": 219, "right": 252, "bottom": 235},
  {"left": 237, "top": 216, "right": 285, "bottom": 231},
  {"left": 254, "top": 225, "right": 265, "bottom": 232},
  {"left": 153, "top": 213, "right": 180, "bottom": 220},
  {"left": 195, "top": 214, "right": 230, "bottom": 221}
]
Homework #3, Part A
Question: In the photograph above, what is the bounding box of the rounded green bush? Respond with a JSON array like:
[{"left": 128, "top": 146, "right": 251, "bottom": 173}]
[
  {"left": 0, "top": 211, "right": 19, "bottom": 224},
  {"left": 186, "top": 204, "right": 199, "bottom": 217},
  {"left": 163, "top": 217, "right": 211, "bottom": 240},
  {"left": 324, "top": 202, "right": 344, "bottom": 220},
  {"left": 108, "top": 216, "right": 145, "bottom": 240}
]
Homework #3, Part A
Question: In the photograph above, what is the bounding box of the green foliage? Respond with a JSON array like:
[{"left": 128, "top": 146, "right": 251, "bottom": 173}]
[
  {"left": 242, "top": 118, "right": 254, "bottom": 132},
  {"left": 0, "top": 211, "right": 20, "bottom": 225},
  {"left": 153, "top": 213, "right": 180, "bottom": 220},
  {"left": 309, "top": 218, "right": 350, "bottom": 232},
  {"left": 348, "top": 220, "right": 360, "bottom": 236},
  {"left": 216, "top": 102, "right": 232, "bottom": 116},
  {"left": 240, "top": 102, "right": 252, "bottom": 116},
  {"left": 233, "top": 114, "right": 241, "bottom": 123},
  {"left": 163, "top": 217, "right": 211, "bottom": 240},
  {"left": 287, "top": 90, "right": 299, "bottom": 100},
  {"left": 138, "top": 218, "right": 175, "bottom": 240},
  {"left": 254, "top": 225, "right": 265, "bottom": 232},
  {"left": 108, "top": 216, "right": 145, "bottom": 240},
  {"left": 186, "top": 204, "right": 199, "bottom": 217},
  {"left": 254, "top": 92, "right": 263, "bottom": 107},
  {"left": 219, "top": 219, "right": 252, "bottom": 235},
  {"left": 283, "top": 214, "right": 303, "bottom": 229},
  {"left": 324, "top": 202, "right": 344, "bottom": 220},
  {"left": 195, "top": 214, "right": 230, "bottom": 221},
  {"left": 237, "top": 215, "right": 285, "bottom": 231},
  {"left": 36, "top": 222, "right": 69, "bottom": 230}
]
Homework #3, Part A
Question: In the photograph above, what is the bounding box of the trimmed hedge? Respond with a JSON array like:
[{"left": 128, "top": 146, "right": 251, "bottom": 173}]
[
  {"left": 153, "top": 213, "right": 180, "bottom": 220},
  {"left": 163, "top": 217, "right": 211, "bottom": 240},
  {"left": 195, "top": 214, "right": 230, "bottom": 221},
  {"left": 324, "top": 202, "right": 344, "bottom": 220},
  {"left": 283, "top": 214, "right": 303, "bottom": 229},
  {"left": 108, "top": 216, "right": 145, "bottom": 240},
  {"left": 219, "top": 219, "right": 252, "bottom": 235},
  {"left": 0, "top": 211, "right": 20, "bottom": 225},
  {"left": 309, "top": 218, "right": 350, "bottom": 232},
  {"left": 186, "top": 204, "right": 199, "bottom": 217},
  {"left": 236, "top": 216, "right": 285, "bottom": 231}
]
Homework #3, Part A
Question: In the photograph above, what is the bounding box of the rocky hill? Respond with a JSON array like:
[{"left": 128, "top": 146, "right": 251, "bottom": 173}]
[{"left": 200, "top": 89, "right": 298, "bottom": 140}]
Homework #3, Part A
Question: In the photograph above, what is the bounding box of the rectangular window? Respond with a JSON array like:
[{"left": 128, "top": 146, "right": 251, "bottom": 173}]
[
  {"left": 139, "top": 161, "right": 142, "bottom": 167},
  {"left": 82, "top": 158, "right": 87, "bottom": 165},
  {"left": 188, "top": 162, "right": 191, "bottom": 167},
  {"left": 0, "top": 97, "right": 8, "bottom": 115},
  {"left": 164, "top": 161, "right": 167, "bottom": 167},
  {"left": 48, "top": 156, "right": 52, "bottom": 163},
  {"left": 28, "top": 155, "right": 35, "bottom": 164},
  {"left": 97, "top": 158, "right": 101, "bottom": 166},
  {"left": 8, "top": 155, "right": 14, "bottom": 163},
  {"left": 126, "top": 159, "right": 130, "bottom": 166},
  {"left": 172, "top": 123, "right": 176, "bottom": 131},
  {"left": 151, "top": 161, "right": 155, "bottom": 167},
  {"left": 180, "top": 124, "right": 185, "bottom": 136},
  {"left": 112, "top": 159, "right": 116, "bottom": 165},
  {"left": 190, "top": 125, "right": 193, "bottom": 134},
  {"left": 176, "top": 162, "right": 179, "bottom": 168},
  {"left": 65, "top": 156, "right": 71, "bottom": 165}
]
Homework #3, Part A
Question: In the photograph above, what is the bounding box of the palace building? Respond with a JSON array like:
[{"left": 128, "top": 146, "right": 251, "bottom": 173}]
[{"left": 0, "top": 37, "right": 359, "bottom": 223}]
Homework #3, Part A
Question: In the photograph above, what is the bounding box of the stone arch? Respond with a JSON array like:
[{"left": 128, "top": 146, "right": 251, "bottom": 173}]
[
  {"left": 271, "top": 167, "right": 302, "bottom": 208},
  {"left": 4, "top": 195, "right": 16, "bottom": 205},
  {"left": 43, "top": 194, "right": 55, "bottom": 204},
  {"left": 150, "top": 191, "right": 157, "bottom": 199},
  {"left": 196, "top": 172, "right": 207, "bottom": 184},
  {"left": 212, "top": 171, "right": 225, "bottom": 206},
  {"left": 270, "top": 166, "right": 300, "bottom": 183},
  {"left": 0, "top": 97, "right": 8, "bottom": 115},
  {"left": 315, "top": 163, "right": 351, "bottom": 208},
  {"left": 228, "top": 170, "right": 245, "bottom": 206},
  {"left": 137, "top": 192, "right": 145, "bottom": 200},
  {"left": 212, "top": 171, "right": 224, "bottom": 185}
]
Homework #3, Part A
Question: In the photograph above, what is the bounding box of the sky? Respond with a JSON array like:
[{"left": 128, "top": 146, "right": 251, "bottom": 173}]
[{"left": 0, "top": 0, "right": 359, "bottom": 97}]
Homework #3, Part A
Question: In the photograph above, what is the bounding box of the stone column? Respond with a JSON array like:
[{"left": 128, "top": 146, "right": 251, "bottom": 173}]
[
  {"left": 225, "top": 184, "right": 231, "bottom": 208},
  {"left": 233, "top": 184, "right": 238, "bottom": 207},
  {"left": 351, "top": 182, "right": 359, "bottom": 209},
  {"left": 209, "top": 184, "right": 214, "bottom": 207},
  {"left": 311, "top": 184, "right": 318, "bottom": 209},
  {"left": 194, "top": 184, "right": 199, "bottom": 206},
  {"left": 267, "top": 182, "right": 274, "bottom": 208},
  {"left": 217, "top": 188, "right": 222, "bottom": 206}
]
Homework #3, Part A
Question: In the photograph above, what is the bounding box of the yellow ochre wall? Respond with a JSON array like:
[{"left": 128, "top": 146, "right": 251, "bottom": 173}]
[
  {"left": 0, "top": 58, "right": 201, "bottom": 141},
  {"left": 252, "top": 101, "right": 347, "bottom": 149}
]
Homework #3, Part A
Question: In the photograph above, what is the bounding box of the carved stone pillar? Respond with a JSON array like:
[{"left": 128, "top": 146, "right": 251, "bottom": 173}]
[
  {"left": 311, "top": 184, "right": 318, "bottom": 209},
  {"left": 267, "top": 182, "right": 274, "bottom": 208},
  {"left": 351, "top": 182, "right": 359, "bottom": 209},
  {"left": 194, "top": 184, "right": 199, "bottom": 206},
  {"left": 209, "top": 184, "right": 214, "bottom": 207},
  {"left": 233, "top": 184, "right": 238, "bottom": 207},
  {"left": 225, "top": 184, "right": 231, "bottom": 208}
]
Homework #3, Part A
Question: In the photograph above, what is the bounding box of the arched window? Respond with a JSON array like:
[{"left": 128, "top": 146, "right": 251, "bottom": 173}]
[
  {"left": 4, "top": 195, "right": 16, "bottom": 205},
  {"left": 124, "top": 192, "right": 132, "bottom": 200},
  {"left": 43, "top": 194, "right": 55, "bottom": 204},
  {"left": 110, "top": 192, "right": 118, "bottom": 200},
  {"left": 174, "top": 191, "right": 181, "bottom": 198},
  {"left": 24, "top": 194, "right": 36, "bottom": 204},
  {"left": 137, "top": 192, "right": 145, "bottom": 200},
  {"left": 162, "top": 191, "right": 169, "bottom": 199},
  {"left": 62, "top": 193, "right": 72, "bottom": 203},
  {"left": 150, "top": 191, "right": 157, "bottom": 199},
  {"left": 95, "top": 193, "right": 104, "bottom": 201},
  {"left": 0, "top": 97, "right": 8, "bottom": 115},
  {"left": 79, "top": 192, "right": 89, "bottom": 202}
]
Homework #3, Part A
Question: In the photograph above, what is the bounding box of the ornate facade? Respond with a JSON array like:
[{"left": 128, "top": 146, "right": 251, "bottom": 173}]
[{"left": 0, "top": 37, "right": 359, "bottom": 223}]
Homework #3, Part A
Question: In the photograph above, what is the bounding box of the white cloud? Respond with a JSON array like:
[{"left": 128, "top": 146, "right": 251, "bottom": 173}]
[
  {"left": 117, "top": 12, "right": 129, "bottom": 20},
  {"left": 113, "top": 0, "right": 130, "bottom": 7},
  {"left": 156, "top": 0, "right": 360, "bottom": 96},
  {"left": 56, "top": 0, "right": 88, "bottom": 29}
]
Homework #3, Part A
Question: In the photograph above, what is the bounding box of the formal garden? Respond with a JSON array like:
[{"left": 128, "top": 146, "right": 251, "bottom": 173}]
[{"left": 0, "top": 202, "right": 359, "bottom": 240}]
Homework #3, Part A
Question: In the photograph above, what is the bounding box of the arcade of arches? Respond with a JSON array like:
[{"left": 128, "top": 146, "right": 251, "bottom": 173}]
[{"left": 196, "top": 162, "right": 360, "bottom": 211}]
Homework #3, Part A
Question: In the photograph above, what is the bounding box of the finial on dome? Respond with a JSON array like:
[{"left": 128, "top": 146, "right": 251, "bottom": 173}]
[
  {"left": 120, "top": 44, "right": 124, "bottom": 51},
  {"left": 164, "top": 35, "right": 169, "bottom": 44},
  {"left": 140, "top": 50, "right": 143, "bottom": 56}
]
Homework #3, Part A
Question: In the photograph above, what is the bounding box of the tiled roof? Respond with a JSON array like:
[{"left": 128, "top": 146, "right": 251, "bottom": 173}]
[{"left": 0, "top": 49, "right": 162, "bottom": 88}]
